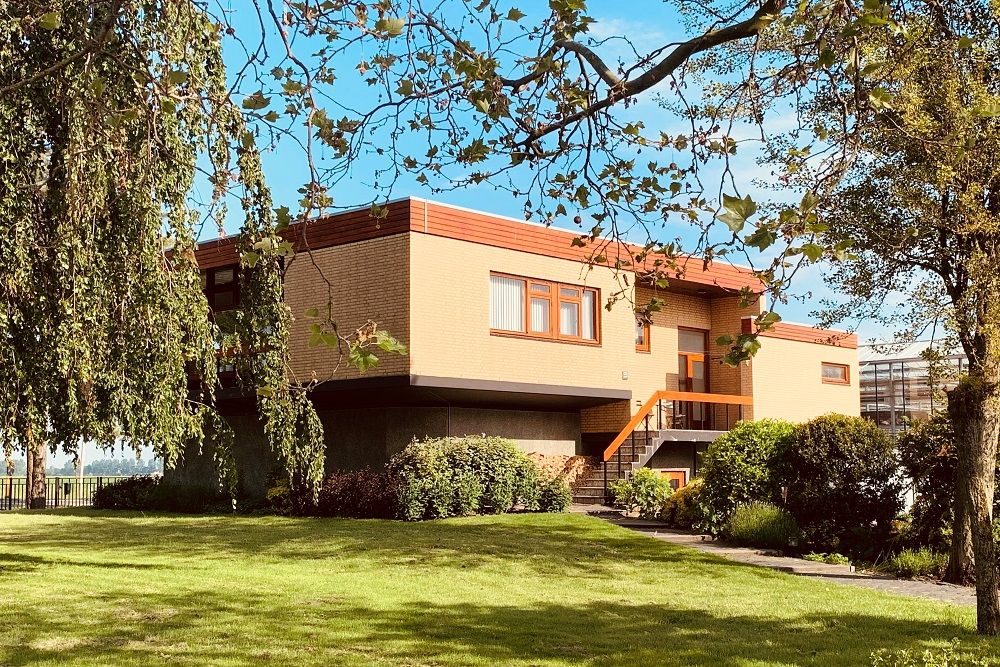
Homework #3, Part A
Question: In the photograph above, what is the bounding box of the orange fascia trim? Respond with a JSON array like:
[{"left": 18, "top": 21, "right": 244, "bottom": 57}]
[
  {"left": 741, "top": 318, "right": 858, "bottom": 349},
  {"left": 194, "top": 198, "right": 762, "bottom": 292}
]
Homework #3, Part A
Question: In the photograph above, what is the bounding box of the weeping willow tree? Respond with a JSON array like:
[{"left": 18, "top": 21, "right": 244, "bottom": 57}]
[{"left": 0, "top": 1, "right": 325, "bottom": 506}]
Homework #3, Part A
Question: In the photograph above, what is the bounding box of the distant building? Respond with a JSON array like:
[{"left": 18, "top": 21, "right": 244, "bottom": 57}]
[{"left": 859, "top": 341, "right": 967, "bottom": 436}]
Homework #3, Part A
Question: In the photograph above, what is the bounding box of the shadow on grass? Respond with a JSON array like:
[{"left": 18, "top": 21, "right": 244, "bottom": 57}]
[
  {"left": 4, "top": 591, "right": 990, "bottom": 666},
  {"left": 1, "top": 510, "right": 757, "bottom": 581}
]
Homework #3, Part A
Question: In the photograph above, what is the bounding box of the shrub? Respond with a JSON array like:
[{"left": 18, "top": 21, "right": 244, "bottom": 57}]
[
  {"left": 388, "top": 436, "right": 542, "bottom": 520},
  {"left": 774, "top": 414, "right": 904, "bottom": 556},
  {"left": 698, "top": 419, "right": 796, "bottom": 534},
  {"left": 317, "top": 469, "right": 399, "bottom": 519},
  {"left": 724, "top": 501, "right": 801, "bottom": 550},
  {"left": 896, "top": 416, "right": 957, "bottom": 551},
  {"left": 91, "top": 476, "right": 227, "bottom": 513},
  {"left": 609, "top": 468, "right": 673, "bottom": 519},
  {"left": 92, "top": 476, "right": 160, "bottom": 510},
  {"left": 878, "top": 548, "right": 948, "bottom": 579},
  {"left": 537, "top": 475, "right": 572, "bottom": 513},
  {"left": 658, "top": 477, "right": 705, "bottom": 530},
  {"left": 803, "top": 552, "right": 850, "bottom": 565}
]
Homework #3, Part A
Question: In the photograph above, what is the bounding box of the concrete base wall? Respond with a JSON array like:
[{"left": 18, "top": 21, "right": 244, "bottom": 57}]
[
  {"left": 167, "top": 406, "right": 581, "bottom": 501},
  {"left": 322, "top": 406, "right": 580, "bottom": 470},
  {"left": 647, "top": 441, "right": 710, "bottom": 478},
  {"left": 163, "top": 414, "right": 282, "bottom": 501}
]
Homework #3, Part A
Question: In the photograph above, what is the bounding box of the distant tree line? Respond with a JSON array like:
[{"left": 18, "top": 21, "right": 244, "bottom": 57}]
[{"left": 5, "top": 458, "right": 163, "bottom": 477}]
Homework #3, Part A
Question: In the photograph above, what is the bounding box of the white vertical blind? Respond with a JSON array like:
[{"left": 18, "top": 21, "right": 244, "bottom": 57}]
[
  {"left": 559, "top": 302, "right": 579, "bottom": 336},
  {"left": 530, "top": 297, "right": 550, "bottom": 333},
  {"left": 490, "top": 275, "right": 525, "bottom": 331},
  {"left": 582, "top": 290, "right": 596, "bottom": 340}
]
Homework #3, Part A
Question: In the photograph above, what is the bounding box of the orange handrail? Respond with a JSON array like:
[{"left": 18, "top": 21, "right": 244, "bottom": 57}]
[{"left": 602, "top": 390, "right": 752, "bottom": 462}]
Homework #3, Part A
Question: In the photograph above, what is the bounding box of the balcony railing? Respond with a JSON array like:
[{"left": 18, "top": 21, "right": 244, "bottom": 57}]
[{"left": 602, "top": 390, "right": 753, "bottom": 463}]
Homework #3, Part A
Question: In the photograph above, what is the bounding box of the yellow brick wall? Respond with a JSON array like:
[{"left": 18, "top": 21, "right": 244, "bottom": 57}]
[
  {"left": 283, "top": 234, "right": 410, "bottom": 382},
  {"left": 410, "top": 235, "right": 727, "bottom": 434},
  {"left": 707, "top": 296, "right": 760, "bottom": 418},
  {"left": 750, "top": 337, "right": 860, "bottom": 421}
]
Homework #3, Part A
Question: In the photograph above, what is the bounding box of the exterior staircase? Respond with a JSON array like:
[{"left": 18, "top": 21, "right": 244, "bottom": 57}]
[
  {"left": 571, "top": 432, "right": 660, "bottom": 505},
  {"left": 570, "top": 389, "right": 753, "bottom": 505}
]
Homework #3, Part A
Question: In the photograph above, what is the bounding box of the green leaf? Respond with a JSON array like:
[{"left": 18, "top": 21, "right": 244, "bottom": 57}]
[
  {"left": 745, "top": 227, "right": 777, "bottom": 251},
  {"left": 957, "top": 35, "right": 975, "bottom": 49},
  {"left": 716, "top": 335, "right": 735, "bottom": 347},
  {"left": 396, "top": 79, "right": 414, "bottom": 96},
  {"left": 758, "top": 311, "right": 782, "bottom": 328},
  {"left": 241, "top": 91, "right": 271, "bottom": 110},
  {"left": 801, "top": 243, "right": 824, "bottom": 262},
  {"left": 719, "top": 193, "right": 757, "bottom": 234},
  {"left": 274, "top": 206, "right": 291, "bottom": 230},
  {"left": 304, "top": 307, "right": 319, "bottom": 318},
  {"left": 167, "top": 70, "right": 188, "bottom": 85},
  {"left": 38, "top": 12, "right": 61, "bottom": 30},
  {"left": 868, "top": 87, "right": 894, "bottom": 110},
  {"left": 242, "top": 251, "right": 259, "bottom": 268},
  {"left": 375, "top": 17, "right": 405, "bottom": 37},
  {"left": 506, "top": 8, "right": 526, "bottom": 21},
  {"left": 974, "top": 102, "right": 1000, "bottom": 118},
  {"left": 349, "top": 346, "right": 379, "bottom": 372}
]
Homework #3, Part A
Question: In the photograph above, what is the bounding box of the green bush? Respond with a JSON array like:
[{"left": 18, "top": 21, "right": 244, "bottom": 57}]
[
  {"left": 316, "top": 469, "right": 399, "bottom": 519},
  {"left": 896, "top": 416, "right": 958, "bottom": 551},
  {"left": 774, "top": 414, "right": 904, "bottom": 556},
  {"left": 537, "top": 475, "right": 572, "bottom": 513},
  {"left": 92, "top": 476, "right": 160, "bottom": 510},
  {"left": 609, "top": 468, "right": 673, "bottom": 519},
  {"left": 803, "top": 552, "right": 850, "bottom": 565},
  {"left": 724, "top": 501, "right": 801, "bottom": 550},
  {"left": 698, "top": 419, "right": 796, "bottom": 534},
  {"left": 388, "top": 436, "right": 542, "bottom": 520},
  {"left": 658, "top": 477, "right": 705, "bottom": 530},
  {"left": 878, "top": 548, "right": 948, "bottom": 579}
]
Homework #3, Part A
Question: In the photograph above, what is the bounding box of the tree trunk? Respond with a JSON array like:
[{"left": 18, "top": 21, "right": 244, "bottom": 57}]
[
  {"left": 946, "top": 481, "right": 975, "bottom": 584},
  {"left": 24, "top": 433, "right": 46, "bottom": 510},
  {"left": 949, "top": 374, "right": 1000, "bottom": 635}
]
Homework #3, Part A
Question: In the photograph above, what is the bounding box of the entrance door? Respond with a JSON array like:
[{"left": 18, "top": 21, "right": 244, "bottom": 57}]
[{"left": 678, "top": 352, "right": 708, "bottom": 428}]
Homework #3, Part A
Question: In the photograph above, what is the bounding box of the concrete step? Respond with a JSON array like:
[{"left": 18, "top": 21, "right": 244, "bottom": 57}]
[{"left": 571, "top": 496, "right": 608, "bottom": 505}]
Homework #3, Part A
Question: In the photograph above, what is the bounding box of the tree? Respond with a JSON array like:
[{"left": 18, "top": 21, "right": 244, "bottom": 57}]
[
  {"left": 1, "top": 1, "right": 374, "bottom": 507},
  {"left": 813, "top": 5, "right": 1000, "bottom": 632}
]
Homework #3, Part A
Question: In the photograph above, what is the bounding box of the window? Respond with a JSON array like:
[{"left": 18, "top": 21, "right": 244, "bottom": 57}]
[
  {"left": 203, "top": 265, "right": 240, "bottom": 312},
  {"left": 679, "top": 328, "right": 707, "bottom": 353},
  {"left": 822, "top": 362, "right": 851, "bottom": 385},
  {"left": 635, "top": 317, "right": 650, "bottom": 353},
  {"left": 489, "top": 273, "right": 599, "bottom": 344}
]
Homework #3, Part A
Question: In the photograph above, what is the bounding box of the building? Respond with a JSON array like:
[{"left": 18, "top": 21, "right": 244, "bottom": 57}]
[
  {"left": 859, "top": 342, "right": 967, "bottom": 436},
  {"left": 174, "top": 197, "right": 860, "bottom": 503}
]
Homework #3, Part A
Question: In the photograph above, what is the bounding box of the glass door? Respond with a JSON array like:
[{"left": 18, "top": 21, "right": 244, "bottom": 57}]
[{"left": 677, "top": 329, "right": 709, "bottom": 429}]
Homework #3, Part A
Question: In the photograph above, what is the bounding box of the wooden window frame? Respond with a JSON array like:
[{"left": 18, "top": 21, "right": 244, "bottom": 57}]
[
  {"left": 677, "top": 327, "right": 710, "bottom": 392},
  {"left": 490, "top": 272, "right": 600, "bottom": 346},
  {"left": 821, "top": 362, "right": 851, "bottom": 385},
  {"left": 635, "top": 317, "right": 651, "bottom": 353}
]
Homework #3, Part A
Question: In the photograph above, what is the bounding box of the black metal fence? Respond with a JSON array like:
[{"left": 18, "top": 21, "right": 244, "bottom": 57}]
[{"left": 1, "top": 476, "right": 132, "bottom": 511}]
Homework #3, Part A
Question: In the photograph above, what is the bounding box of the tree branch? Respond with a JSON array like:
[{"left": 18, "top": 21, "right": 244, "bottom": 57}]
[{"left": 516, "top": 0, "right": 784, "bottom": 147}]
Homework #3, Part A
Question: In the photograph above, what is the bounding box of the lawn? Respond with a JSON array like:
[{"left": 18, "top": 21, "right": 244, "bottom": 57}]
[{"left": 0, "top": 511, "right": 995, "bottom": 666}]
